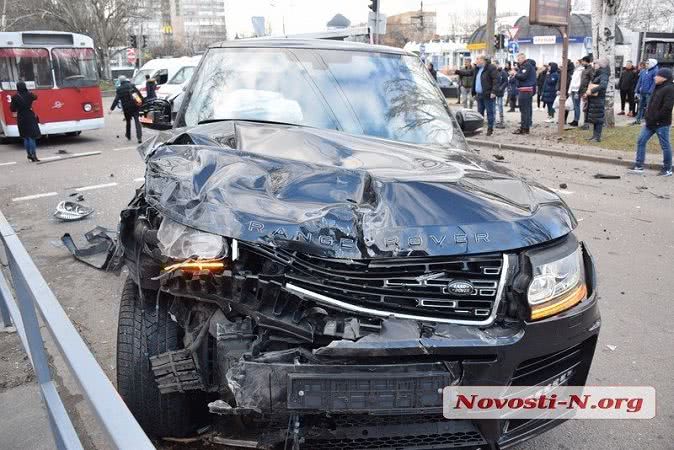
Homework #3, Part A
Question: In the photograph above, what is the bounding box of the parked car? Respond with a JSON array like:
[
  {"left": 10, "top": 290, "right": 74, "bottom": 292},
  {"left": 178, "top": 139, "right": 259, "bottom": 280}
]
[
  {"left": 115, "top": 39, "right": 600, "bottom": 449},
  {"left": 437, "top": 72, "right": 459, "bottom": 99},
  {"left": 132, "top": 56, "right": 197, "bottom": 96}
]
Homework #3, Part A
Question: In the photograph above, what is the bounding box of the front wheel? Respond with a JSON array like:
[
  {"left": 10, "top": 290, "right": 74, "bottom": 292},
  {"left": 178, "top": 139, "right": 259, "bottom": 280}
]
[{"left": 116, "top": 277, "right": 211, "bottom": 438}]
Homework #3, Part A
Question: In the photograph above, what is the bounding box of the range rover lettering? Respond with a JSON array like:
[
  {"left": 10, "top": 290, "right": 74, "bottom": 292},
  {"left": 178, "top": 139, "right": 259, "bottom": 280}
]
[{"left": 114, "top": 39, "right": 600, "bottom": 449}]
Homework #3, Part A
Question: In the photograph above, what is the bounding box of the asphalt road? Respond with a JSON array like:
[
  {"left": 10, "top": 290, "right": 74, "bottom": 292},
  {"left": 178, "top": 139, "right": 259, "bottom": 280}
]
[{"left": 0, "top": 114, "right": 672, "bottom": 450}]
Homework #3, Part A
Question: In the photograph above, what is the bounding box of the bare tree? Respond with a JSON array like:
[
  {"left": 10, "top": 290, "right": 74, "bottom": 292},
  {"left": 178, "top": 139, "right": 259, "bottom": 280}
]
[
  {"left": 14, "top": 0, "right": 141, "bottom": 79},
  {"left": 592, "top": 0, "right": 621, "bottom": 127}
]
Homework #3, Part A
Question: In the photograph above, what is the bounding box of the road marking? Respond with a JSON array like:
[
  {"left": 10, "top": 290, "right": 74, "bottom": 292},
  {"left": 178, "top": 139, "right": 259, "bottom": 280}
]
[
  {"left": 12, "top": 192, "right": 58, "bottom": 202},
  {"left": 0, "top": 161, "right": 16, "bottom": 167},
  {"left": 75, "top": 182, "right": 118, "bottom": 192},
  {"left": 113, "top": 146, "right": 137, "bottom": 152},
  {"left": 40, "top": 155, "right": 62, "bottom": 161},
  {"left": 133, "top": 177, "right": 145, "bottom": 182}
]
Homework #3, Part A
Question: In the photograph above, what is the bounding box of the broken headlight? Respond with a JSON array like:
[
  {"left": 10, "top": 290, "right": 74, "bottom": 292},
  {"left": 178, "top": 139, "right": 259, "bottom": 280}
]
[
  {"left": 527, "top": 238, "right": 587, "bottom": 321},
  {"left": 157, "top": 218, "right": 229, "bottom": 260}
]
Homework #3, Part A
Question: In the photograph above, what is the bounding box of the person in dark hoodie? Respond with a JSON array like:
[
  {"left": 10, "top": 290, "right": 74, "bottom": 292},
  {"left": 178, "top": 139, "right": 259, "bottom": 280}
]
[
  {"left": 542, "top": 62, "right": 560, "bottom": 122},
  {"left": 618, "top": 61, "right": 638, "bottom": 116},
  {"left": 513, "top": 53, "right": 537, "bottom": 134},
  {"left": 494, "top": 64, "right": 509, "bottom": 129},
  {"left": 471, "top": 56, "right": 499, "bottom": 136},
  {"left": 507, "top": 68, "right": 518, "bottom": 112},
  {"left": 537, "top": 65, "right": 548, "bottom": 109},
  {"left": 584, "top": 57, "right": 610, "bottom": 142},
  {"left": 629, "top": 67, "right": 674, "bottom": 176},
  {"left": 10, "top": 81, "right": 41, "bottom": 162},
  {"left": 110, "top": 75, "right": 143, "bottom": 143}
]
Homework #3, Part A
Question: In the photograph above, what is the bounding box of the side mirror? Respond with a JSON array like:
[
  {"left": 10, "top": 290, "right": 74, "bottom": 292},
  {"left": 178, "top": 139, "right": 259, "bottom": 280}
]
[
  {"left": 139, "top": 98, "right": 172, "bottom": 130},
  {"left": 456, "top": 108, "right": 484, "bottom": 136}
]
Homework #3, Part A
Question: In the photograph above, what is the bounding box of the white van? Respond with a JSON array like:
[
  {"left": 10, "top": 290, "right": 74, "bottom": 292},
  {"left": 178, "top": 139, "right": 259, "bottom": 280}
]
[
  {"left": 131, "top": 56, "right": 196, "bottom": 95},
  {"left": 156, "top": 55, "right": 202, "bottom": 101}
]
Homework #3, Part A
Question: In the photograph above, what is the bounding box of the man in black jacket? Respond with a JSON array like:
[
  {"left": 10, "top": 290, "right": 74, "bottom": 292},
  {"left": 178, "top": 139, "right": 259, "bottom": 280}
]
[
  {"left": 630, "top": 68, "right": 674, "bottom": 176},
  {"left": 111, "top": 76, "right": 143, "bottom": 143},
  {"left": 471, "top": 56, "right": 498, "bottom": 136},
  {"left": 578, "top": 56, "right": 594, "bottom": 129},
  {"left": 618, "top": 61, "right": 638, "bottom": 116}
]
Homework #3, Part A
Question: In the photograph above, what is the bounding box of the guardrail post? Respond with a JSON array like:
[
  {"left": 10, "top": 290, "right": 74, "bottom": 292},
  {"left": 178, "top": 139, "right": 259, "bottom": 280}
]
[{"left": 0, "top": 245, "right": 11, "bottom": 328}]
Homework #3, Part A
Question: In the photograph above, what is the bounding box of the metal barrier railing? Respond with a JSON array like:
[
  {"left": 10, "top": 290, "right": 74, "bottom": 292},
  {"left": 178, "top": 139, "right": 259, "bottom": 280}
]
[{"left": 0, "top": 209, "right": 154, "bottom": 450}]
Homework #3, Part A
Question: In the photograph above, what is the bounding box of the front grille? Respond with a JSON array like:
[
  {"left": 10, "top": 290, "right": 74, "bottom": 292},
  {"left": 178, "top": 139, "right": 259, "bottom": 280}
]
[
  {"left": 304, "top": 415, "right": 486, "bottom": 450},
  {"left": 274, "top": 249, "right": 505, "bottom": 322}
]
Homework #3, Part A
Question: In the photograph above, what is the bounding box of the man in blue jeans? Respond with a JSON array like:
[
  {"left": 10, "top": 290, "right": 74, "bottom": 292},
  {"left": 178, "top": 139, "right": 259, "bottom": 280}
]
[
  {"left": 633, "top": 58, "right": 658, "bottom": 125},
  {"left": 630, "top": 68, "right": 674, "bottom": 176},
  {"left": 471, "top": 56, "right": 498, "bottom": 136}
]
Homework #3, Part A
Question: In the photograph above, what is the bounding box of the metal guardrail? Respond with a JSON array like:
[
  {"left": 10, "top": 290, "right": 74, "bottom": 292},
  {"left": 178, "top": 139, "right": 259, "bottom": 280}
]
[{"left": 0, "top": 209, "right": 154, "bottom": 450}]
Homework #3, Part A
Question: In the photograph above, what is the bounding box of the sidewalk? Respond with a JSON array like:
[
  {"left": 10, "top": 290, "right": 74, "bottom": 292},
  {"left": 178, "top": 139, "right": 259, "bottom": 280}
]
[{"left": 452, "top": 93, "right": 670, "bottom": 170}]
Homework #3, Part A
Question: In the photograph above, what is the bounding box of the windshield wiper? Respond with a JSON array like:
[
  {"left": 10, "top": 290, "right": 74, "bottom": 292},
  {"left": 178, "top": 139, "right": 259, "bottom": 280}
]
[{"left": 197, "top": 118, "right": 303, "bottom": 127}]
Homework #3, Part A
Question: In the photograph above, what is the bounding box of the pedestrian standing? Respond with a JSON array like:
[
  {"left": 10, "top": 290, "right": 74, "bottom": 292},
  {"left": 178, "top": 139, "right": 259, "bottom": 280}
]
[
  {"left": 633, "top": 58, "right": 659, "bottom": 125},
  {"left": 110, "top": 75, "right": 143, "bottom": 143},
  {"left": 10, "top": 81, "right": 41, "bottom": 162},
  {"left": 584, "top": 57, "right": 610, "bottom": 142},
  {"left": 542, "top": 62, "right": 560, "bottom": 122},
  {"left": 578, "top": 55, "right": 594, "bottom": 130},
  {"left": 456, "top": 59, "right": 475, "bottom": 109},
  {"left": 507, "top": 69, "right": 518, "bottom": 112},
  {"left": 494, "top": 64, "right": 509, "bottom": 129},
  {"left": 629, "top": 67, "right": 674, "bottom": 176},
  {"left": 568, "top": 60, "right": 584, "bottom": 126},
  {"left": 427, "top": 62, "right": 438, "bottom": 80},
  {"left": 472, "top": 56, "right": 498, "bottom": 136},
  {"left": 513, "top": 53, "right": 537, "bottom": 135},
  {"left": 618, "top": 61, "right": 638, "bottom": 116},
  {"left": 537, "top": 65, "right": 548, "bottom": 109},
  {"left": 145, "top": 74, "right": 157, "bottom": 101}
]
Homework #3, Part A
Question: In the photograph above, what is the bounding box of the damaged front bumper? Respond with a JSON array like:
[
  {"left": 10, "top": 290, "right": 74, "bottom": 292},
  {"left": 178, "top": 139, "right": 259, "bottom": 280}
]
[{"left": 214, "top": 294, "right": 600, "bottom": 449}]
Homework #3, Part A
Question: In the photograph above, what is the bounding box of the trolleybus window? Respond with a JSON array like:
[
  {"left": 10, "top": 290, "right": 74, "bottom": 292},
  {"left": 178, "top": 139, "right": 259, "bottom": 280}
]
[
  {"left": 52, "top": 48, "right": 98, "bottom": 87},
  {"left": 0, "top": 48, "right": 52, "bottom": 89}
]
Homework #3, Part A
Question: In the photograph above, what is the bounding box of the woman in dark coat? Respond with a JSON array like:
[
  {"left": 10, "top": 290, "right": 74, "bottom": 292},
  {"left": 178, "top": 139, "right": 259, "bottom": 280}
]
[
  {"left": 584, "top": 57, "right": 610, "bottom": 142},
  {"left": 10, "top": 81, "right": 41, "bottom": 161},
  {"left": 542, "top": 62, "right": 560, "bottom": 121},
  {"left": 536, "top": 65, "right": 548, "bottom": 109}
]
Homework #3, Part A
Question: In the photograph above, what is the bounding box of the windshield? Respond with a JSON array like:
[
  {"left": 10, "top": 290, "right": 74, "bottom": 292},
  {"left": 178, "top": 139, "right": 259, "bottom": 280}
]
[
  {"left": 168, "top": 66, "right": 195, "bottom": 85},
  {"left": 132, "top": 69, "right": 152, "bottom": 86},
  {"left": 181, "top": 48, "right": 455, "bottom": 146},
  {"left": 52, "top": 48, "right": 98, "bottom": 87},
  {"left": 0, "top": 48, "right": 52, "bottom": 89}
]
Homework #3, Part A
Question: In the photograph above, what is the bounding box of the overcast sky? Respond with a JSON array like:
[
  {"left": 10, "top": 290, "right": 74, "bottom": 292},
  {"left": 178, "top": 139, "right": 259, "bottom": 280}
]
[{"left": 224, "top": 0, "right": 591, "bottom": 38}]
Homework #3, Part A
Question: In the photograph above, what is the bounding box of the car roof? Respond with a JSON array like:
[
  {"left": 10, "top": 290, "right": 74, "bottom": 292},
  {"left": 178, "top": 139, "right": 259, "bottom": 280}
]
[{"left": 208, "top": 38, "right": 411, "bottom": 56}]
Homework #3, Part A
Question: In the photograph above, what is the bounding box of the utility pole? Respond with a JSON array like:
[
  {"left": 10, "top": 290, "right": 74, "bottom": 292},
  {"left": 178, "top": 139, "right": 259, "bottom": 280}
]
[
  {"left": 486, "top": 0, "right": 496, "bottom": 57},
  {"left": 557, "top": 0, "right": 572, "bottom": 135}
]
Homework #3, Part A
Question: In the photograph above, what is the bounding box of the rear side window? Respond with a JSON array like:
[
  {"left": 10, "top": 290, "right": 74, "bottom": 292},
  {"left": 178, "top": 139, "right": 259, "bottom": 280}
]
[{"left": 0, "top": 48, "right": 52, "bottom": 89}]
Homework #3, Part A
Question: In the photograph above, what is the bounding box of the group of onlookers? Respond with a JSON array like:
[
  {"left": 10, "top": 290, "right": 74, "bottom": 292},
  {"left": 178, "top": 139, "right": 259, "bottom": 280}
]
[{"left": 450, "top": 53, "right": 671, "bottom": 177}]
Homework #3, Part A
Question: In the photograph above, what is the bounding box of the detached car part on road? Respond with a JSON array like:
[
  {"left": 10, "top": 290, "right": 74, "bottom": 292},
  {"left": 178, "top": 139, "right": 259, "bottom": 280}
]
[{"left": 115, "top": 39, "right": 600, "bottom": 449}]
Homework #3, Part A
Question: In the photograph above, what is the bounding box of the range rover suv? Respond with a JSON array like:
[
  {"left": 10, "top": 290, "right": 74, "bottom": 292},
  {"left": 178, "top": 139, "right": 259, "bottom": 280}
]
[{"left": 115, "top": 39, "right": 600, "bottom": 449}]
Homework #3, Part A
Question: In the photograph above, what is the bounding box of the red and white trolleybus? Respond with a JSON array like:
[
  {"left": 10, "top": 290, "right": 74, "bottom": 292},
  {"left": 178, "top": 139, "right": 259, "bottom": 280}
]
[{"left": 0, "top": 31, "right": 104, "bottom": 139}]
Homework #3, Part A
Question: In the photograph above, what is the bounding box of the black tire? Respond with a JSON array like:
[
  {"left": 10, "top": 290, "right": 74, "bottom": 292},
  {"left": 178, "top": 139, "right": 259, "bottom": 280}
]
[
  {"left": 116, "top": 277, "right": 210, "bottom": 438},
  {"left": 65, "top": 131, "right": 81, "bottom": 137}
]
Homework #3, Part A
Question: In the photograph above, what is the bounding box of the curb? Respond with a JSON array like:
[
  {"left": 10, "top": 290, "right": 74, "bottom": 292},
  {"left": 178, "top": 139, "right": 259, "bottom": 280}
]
[{"left": 466, "top": 138, "right": 662, "bottom": 171}]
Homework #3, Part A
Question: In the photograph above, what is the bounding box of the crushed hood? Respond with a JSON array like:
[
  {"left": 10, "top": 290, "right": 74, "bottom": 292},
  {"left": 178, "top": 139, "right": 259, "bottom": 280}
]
[{"left": 140, "top": 121, "right": 576, "bottom": 258}]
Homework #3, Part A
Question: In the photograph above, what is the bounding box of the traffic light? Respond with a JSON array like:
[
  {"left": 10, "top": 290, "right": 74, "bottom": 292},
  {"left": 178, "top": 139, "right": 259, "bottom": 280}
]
[
  {"left": 142, "top": 35, "right": 148, "bottom": 48},
  {"left": 494, "top": 34, "right": 505, "bottom": 50},
  {"left": 369, "top": 0, "right": 378, "bottom": 12},
  {"left": 128, "top": 34, "right": 137, "bottom": 48}
]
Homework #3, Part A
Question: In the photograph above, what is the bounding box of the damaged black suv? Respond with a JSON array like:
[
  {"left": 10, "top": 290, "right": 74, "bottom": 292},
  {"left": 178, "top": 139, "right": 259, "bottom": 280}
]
[{"left": 115, "top": 39, "right": 600, "bottom": 449}]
